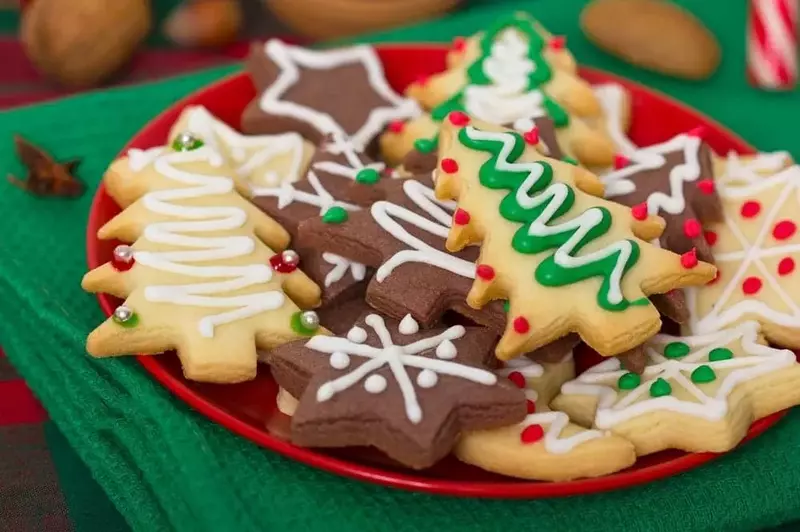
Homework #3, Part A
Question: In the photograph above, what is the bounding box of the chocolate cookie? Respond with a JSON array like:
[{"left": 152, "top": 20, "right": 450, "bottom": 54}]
[
  {"left": 602, "top": 131, "right": 723, "bottom": 262},
  {"left": 242, "top": 40, "right": 420, "bottom": 150},
  {"left": 266, "top": 311, "right": 527, "bottom": 469}
]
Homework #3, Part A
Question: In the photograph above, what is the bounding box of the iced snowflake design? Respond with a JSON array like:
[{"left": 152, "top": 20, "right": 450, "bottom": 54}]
[
  {"left": 305, "top": 314, "right": 497, "bottom": 424},
  {"left": 321, "top": 252, "right": 366, "bottom": 287},
  {"left": 560, "top": 321, "right": 796, "bottom": 428},
  {"left": 716, "top": 151, "right": 793, "bottom": 185}
]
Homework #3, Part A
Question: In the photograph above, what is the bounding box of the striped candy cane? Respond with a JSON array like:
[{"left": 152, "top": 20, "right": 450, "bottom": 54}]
[{"left": 748, "top": 0, "right": 798, "bottom": 90}]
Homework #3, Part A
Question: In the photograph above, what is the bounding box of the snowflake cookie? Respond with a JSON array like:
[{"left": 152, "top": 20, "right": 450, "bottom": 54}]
[
  {"left": 265, "top": 312, "right": 527, "bottom": 469},
  {"left": 455, "top": 354, "right": 636, "bottom": 481},
  {"left": 552, "top": 321, "right": 800, "bottom": 455}
]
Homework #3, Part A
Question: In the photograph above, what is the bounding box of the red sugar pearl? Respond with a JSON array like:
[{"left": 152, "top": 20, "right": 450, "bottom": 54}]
[
  {"left": 523, "top": 127, "right": 540, "bottom": 145},
  {"left": 513, "top": 316, "right": 530, "bottom": 334},
  {"left": 680, "top": 248, "right": 698, "bottom": 269},
  {"left": 440, "top": 158, "right": 459, "bottom": 174},
  {"left": 683, "top": 218, "right": 702, "bottom": 239},
  {"left": 520, "top": 424, "right": 545, "bottom": 444},
  {"left": 696, "top": 179, "right": 715, "bottom": 195},
  {"left": 526, "top": 399, "right": 537, "bottom": 414},
  {"left": 387, "top": 120, "right": 405, "bottom": 133},
  {"left": 778, "top": 257, "right": 796, "bottom": 276},
  {"left": 613, "top": 153, "right": 630, "bottom": 170},
  {"left": 507, "top": 371, "right": 526, "bottom": 389},
  {"left": 704, "top": 231, "right": 718, "bottom": 246},
  {"left": 631, "top": 203, "right": 648, "bottom": 221},
  {"left": 773, "top": 220, "right": 797, "bottom": 240},
  {"left": 740, "top": 200, "right": 761, "bottom": 218},
  {"left": 548, "top": 36, "right": 566, "bottom": 50},
  {"left": 448, "top": 111, "right": 470, "bottom": 126},
  {"left": 742, "top": 276, "right": 763, "bottom": 295},
  {"left": 452, "top": 36, "right": 467, "bottom": 52},
  {"left": 476, "top": 264, "right": 495, "bottom": 281},
  {"left": 453, "top": 208, "right": 470, "bottom": 225}
]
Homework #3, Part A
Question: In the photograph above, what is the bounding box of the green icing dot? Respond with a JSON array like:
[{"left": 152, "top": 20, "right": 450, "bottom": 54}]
[
  {"left": 630, "top": 297, "right": 650, "bottom": 307},
  {"left": 561, "top": 156, "right": 579, "bottom": 166},
  {"left": 355, "top": 168, "right": 381, "bottom": 185},
  {"left": 503, "top": 300, "right": 510, "bottom": 313},
  {"left": 322, "top": 206, "right": 349, "bottom": 224},
  {"left": 691, "top": 365, "right": 716, "bottom": 384},
  {"left": 649, "top": 378, "right": 672, "bottom": 397},
  {"left": 709, "top": 347, "right": 734, "bottom": 361},
  {"left": 112, "top": 311, "right": 139, "bottom": 328},
  {"left": 171, "top": 136, "right": 204, "bottom": 152},
  {"left": 414, "top": 138, "right": 436, "bottom": 154},
  {"left": 290, "top": 312, "right": 318, "bottom": 336},
  {"left": 618, "top": 372, "right": 641, "bottom": 390},
  {"left": 664, "top": 341, "right": 691, "bottom": 359}
]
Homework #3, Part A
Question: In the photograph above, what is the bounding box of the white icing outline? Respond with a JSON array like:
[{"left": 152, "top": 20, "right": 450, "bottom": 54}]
[
  {"left": 717, "top": 150, "right": 793, "bottom": 185},
  {"left": 321, "top": 252, "right": 366, "bottom": 288}
]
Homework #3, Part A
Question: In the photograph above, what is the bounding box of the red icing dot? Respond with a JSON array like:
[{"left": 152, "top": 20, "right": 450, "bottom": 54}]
[
  {"left": 740, "top": 200, "right": 761, "bottom": 218},
  {"left": 269, "top": 251, "right": 299, "bottom": 273},
  {"left": 520, "top": 424, "right": 545, "bottom": 444},
  {"left": 523, "top": 127, "right": 539, "bottom": 145},
  {"left": 686, "top": 126, "right": 706, "bottom": 139},
  {"left": 683, "top": 218, "right": 702, "bottom": 238},
  {"left": 526, "top": 399, "right": 537, "bottom": 414},
  {"left": 387, "top": 120, "right": 405, "bottom": 133},
  {"left": 440, "top": 158, "right": 459, "bottom": 174},
  {"left": 742, "top": 276, "right": 763, "bottom": 295},
  {"left": 452, "top": 36, "right": 466, "bottom": 52},
  {"left": 507, "top": 371, "right": 526, "bottom": 389},
  {"left": 680, "top": 248, "right": 698, "bottom": 269},
  {"left": 111, "top": 254, "right": 135, "bottom": 272},
  {"left": 512, "top": 316, "right": 530, "bottom": 334},
  {"left": 548, "top": 36, "right": 566, "bottom": 50},
  {"left": 704, "top": 230, "right": 718, "bottom": 246},
  {"left": 476, "top": 264, "right": 495, "bottom": 281},
  {"left": 773, "top": 220, "right": 797, "bottom": 240},
  {"left": 696, "top": 179, "right": 715, "bottom": 195},
  {"left": 778, "top": 257, "right": 796, "bottom": 276},
  {"left": 613, "top": 153, "right": 630, "bottom": 170},
  {"left": 453, "top": 208, "right": 470, "bottom": 225},
  {"left": 448, "top": 111, "right": 470, "bottom": 126},
  {"left": 631, "top": 203, "right": 648, "bottom": 221}
]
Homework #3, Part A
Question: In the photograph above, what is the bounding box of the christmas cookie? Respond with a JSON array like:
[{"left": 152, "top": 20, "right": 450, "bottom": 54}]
[
  {"left": 382, "top": 13, "right": 616, "bottom": 168},
  {"left": 168, "top": 105, "right": 315, "bottom": 192},
  {"left": 455, "top": 354, "right": 636, "bottom": 481},
  {"left": 265, "top": 312, "right": 527, "bottom": 469},
  {"left": 434, "top": 119, "right": 717, "bottom": 360},
  {"left": 553, "top": 321, "right": 800, "bottom": 455},
  {"left": 82, "top": 139, "right": 323, "bottom": 383},
  {"left": 601, "top": 131, "right": 724, "bottom": 262},
  {"left": 685, "top": 164, "right": 800, "bottom": 348},
  {"left": 242, "top": 40, "right": 420, "bottom": 150},
  {"left": 712, "top": 150, "right": 794, "bottom": 186}
]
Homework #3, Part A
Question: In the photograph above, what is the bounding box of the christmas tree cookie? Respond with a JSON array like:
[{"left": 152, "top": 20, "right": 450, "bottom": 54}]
[
  {"left": 82, "top": 139, "right": 324, "bottom": 383},
  {"left": 455, "top": 354, "right": 637, "bottom": 481},
  {"left": 553, "top": 321, "right": 800, "bottom": 455},
  {"left": 381, "top": 12, "right": 616, "bottom": 169},
  {"left": 168, "top": 105, "right": 315, "bottom": 192},
  {"left": 685, "top": 163, "right": 800, "bottom": 348},
  {"left": 434, "top": 118, "right": 717, "bottom": 360}
]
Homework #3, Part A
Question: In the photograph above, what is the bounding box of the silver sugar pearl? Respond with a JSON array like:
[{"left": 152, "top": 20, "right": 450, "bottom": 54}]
[
  {"left": 113, "top": 244, "right": 134, "bottom": 263},
  {"left": 177, "top": 132, "right": 197, "bottom": 145},
  {"left": 300, "top": 310, "right": 320, "bottom": 330},
  {"left": 282, "top": 249, "right": 300, "bottom": 266},
  {"left": 113, "top": 305, "right": 133, "bottom": 322}
]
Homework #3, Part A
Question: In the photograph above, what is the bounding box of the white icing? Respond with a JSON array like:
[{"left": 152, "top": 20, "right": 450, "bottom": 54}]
[
  {"left": 462, "top": 127, "right": 635, "bottom": 305},
  {"left": 182, "top": 106, "right": 307, "bottom": 187},
  {"left": 560, "top": 321, "right": 797, "bottom": 427},
  {"left": 321, "top": 252, "right": 366, "bottom": 288},
  {"left": 718, "top": 151, "right": 793, "bottom": 185},
  {"left": 592, "top": 84, "right": 640, "bottom": 158},
  {"left": 124, "top": 147, "right": 287, "bottom": 337},
  {"left": 307, "top": 314, "right": 495, "bottom": 424},
  {"left": 346, "top": 326, "right": 367, "bottom": 343},
  {"left": 329, "top": 352, "right": 350, "bottom": 369},
  {"left": 601, "top": 133, "right": 703, "bottom": 216},
  {"left": 416, "top": 369, "right": 438, "bottom": 388},
  {"left": 435, "top": 339, "right": 457, "bottom": 360},
  {"left": 686, "top": 165, "right": 800, "bottom": 332},
  {"left": 364, "top": 374, "right": 387, "bottom": 393},
  {"left": 259, "top": 40, "right": 420, "bottom": 152},
  {"left": 398, "top": 314, "right": 420, "bottom": 335}
]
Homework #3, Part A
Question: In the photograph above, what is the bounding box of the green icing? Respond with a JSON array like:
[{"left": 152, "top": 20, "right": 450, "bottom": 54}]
[
  {"left": 691, "top": 365, "right": 716, "bottom": 384},
  {"left": 112, "top": 311, "right": 139, "bottom": 328},
  {"left": 171, "top": 136, "right": 204, "bottom": 152},
  {"left": 456, "top": 128, "right": 642, "bottom": 312},
  {"left": 290, "top": 312, "right": 318, "bottom": 336},
  {"left": 664, "top": 341, "right": 691, "bottom": 359},
  {"left": 355, "top": 168, "right": 380, "bottom": 185},
  {"left": 413, "top": 137, "right": 437, "bottom": 154},
  {"left": 322, "top": 206, "right": 348, "bottom": 224},
  {"left": 618, "top": 372, "right": 641, "bottom": 390},
  {"left": 503, "top": 300, "right": 510, "bottom": 313},
  {"left": 649, "top": 378, "right": 672, "bottom": 398},
  {"left": 709, "top": 347, "right": 734, "bottom": 361},
  {"left": 561, "top": 156, "right": 579, "bottom": 166}
]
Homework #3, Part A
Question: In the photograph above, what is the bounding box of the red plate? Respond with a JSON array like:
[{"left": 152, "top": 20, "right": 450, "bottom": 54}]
[{"left": 86, "top": 45, "right": 787, "bottom": 498}]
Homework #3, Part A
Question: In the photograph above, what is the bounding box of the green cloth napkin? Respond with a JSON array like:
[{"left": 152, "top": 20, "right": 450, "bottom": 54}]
[{"left": 2, "top": 1, "right": 800, "bottom": 531}]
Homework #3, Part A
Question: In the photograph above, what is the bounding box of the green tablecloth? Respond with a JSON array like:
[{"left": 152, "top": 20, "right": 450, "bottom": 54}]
[{"left": 2, "top": 1, "right": 800, "bottom": 531}]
